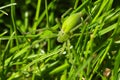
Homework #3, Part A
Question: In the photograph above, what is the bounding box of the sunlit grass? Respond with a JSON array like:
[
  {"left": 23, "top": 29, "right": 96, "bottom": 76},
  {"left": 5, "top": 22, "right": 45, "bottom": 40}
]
[{"left": 0, "top": 0, "right": 120, "bottom": 80}]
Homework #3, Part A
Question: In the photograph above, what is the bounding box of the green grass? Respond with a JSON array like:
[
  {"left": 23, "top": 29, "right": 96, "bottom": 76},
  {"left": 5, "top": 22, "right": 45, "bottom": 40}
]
[{"left": 0, "top": 0, "right": 120, "bottom": 80}]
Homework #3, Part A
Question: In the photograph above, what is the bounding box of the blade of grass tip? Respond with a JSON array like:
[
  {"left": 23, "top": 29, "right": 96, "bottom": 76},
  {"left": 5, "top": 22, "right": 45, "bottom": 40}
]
[
  {"left": 60, "top": 69, "right": 67, "bottom": 80},
  {"left": 0, "top": 33, "right": 42, "bottom": 40},
  {"left": 75, "top": 23, "right": 87, "bottom": 50},
  {"left": 39, "top": 61, "right": 59, "bottom": 76},
  {"left": 105, "top": 0, "right": 113, "bottom": 11},
  {"left": 4, "top": 45, "right": 30, "bottom": 67},
  {"left": 66, "top": 40, "right": 71, "bottom": 54},
  {"left": 69, "top": 56, "right": 93, "bottom": 80},
  {"left": 12, "top": 45, "right": 30, "bottom": 60},
  {"left": 7, "top": 72, "right": 20, "bottom": 80},
  {"left": 74, "top": 0, "right": 79, "bottom": 9},
  {"left": 81, "top": 31, "right": 89, "bottom": 52},
  {"left": 89, "top": 38, "right": 113, "bottom": 80},
  {"left": 68, "top": 65, "right": 74, "bottom": 79},
  {"left": 32, "top": 73, "right": 35, "bottom": 80},
  {"left": 49, "top": 61, "right": 69, "bottom": 75},
  {"left": 92, "top": 0, "right": 109, "bottom": 23},
  {"left": 24, "top": 11, "right": 29, "bottom": 32},
  {"left": 91, "top": 0, "right": 101, "bottom": 14},
  {"left": 96, "top": 9, "right": 114, "bottom": 25},
  {"left": 0, "top": 3, "right": 16, "bottom": 10},
  {"left": 60, "top": 61, "right": 68, "bottom": 80},
  {"left": 22, "top": 48, "right": 61, "bottom": 70},
  {"left": 98, "top": 39, "right": 113, "bottom": 68},
  {"left": 32, "top": 0, "right": 55, "bottom": 31},
  {"left": 35, "top": 0, "right": 41, "bottom": 22},
  {"left": 2, "top": 32, "right": 15, "bottom": 75},
  {"left": 112, "top": 49, "right": 120, "bottom": 80},
  {"left": 71, "top": 0, "right": 89, "bottom": 14},
  {"left": 98, "top": 23, "right": 117, "bottom": 36},
  {"left": 91, "top": 40, "right": 109, "bottom": 68},
  {"left": 85, "top": 25, "right": 99, "bottom": 58},
  {"left": 11, "top": 0, "right": 19, "bottom": 48},
  {"left": 0, "top": 30, "right": 8, "bottom": 37},
  {"left": 45, "top": 0, "right": 50, "bottom": 51},
  {"left": 45, "top": 0, "right": 49, "bottom": 28},
  {"left": 89, "top": 49, "right": 105, "bottom": 80},
  {"left": 10, "top": 42, "right": 28, "bottom": 53},
  {"left": 32, "top": 0, "right": 41, "bottom": 31},
  {"left": 104, "top": 9, "right": 120, "bottom": 23},
  {"left": 95, "top": 9, "right": 113, "bottom": 30},
  {"left": 0, "top": 10, "right": 8, "bottom": 15},
  {"left": 10, "top": 39, "right": 44, "bottom": 63},
  {"left": 85, "top": 25, "right": 99, "bottom": 76},
  {"left": 111, "top": 14, "right": 120, "bottom": 37},
  {"left": 61, "top": 8, "right": 72, "bottom": 21},
  {"left": 45, "top": 0, "right": 49, "bottom": 26}
]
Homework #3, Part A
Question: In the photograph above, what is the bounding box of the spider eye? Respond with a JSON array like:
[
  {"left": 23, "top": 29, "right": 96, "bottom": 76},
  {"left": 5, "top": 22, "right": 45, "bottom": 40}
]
[{"left": 57, "top": 30, "right": 69, "bottom": 43}]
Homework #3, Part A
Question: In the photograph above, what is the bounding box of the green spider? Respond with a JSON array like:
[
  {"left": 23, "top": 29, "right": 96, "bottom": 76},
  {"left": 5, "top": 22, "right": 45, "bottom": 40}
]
[{"left": 57, "top": 12, "right": 83, "bottom": 43}]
